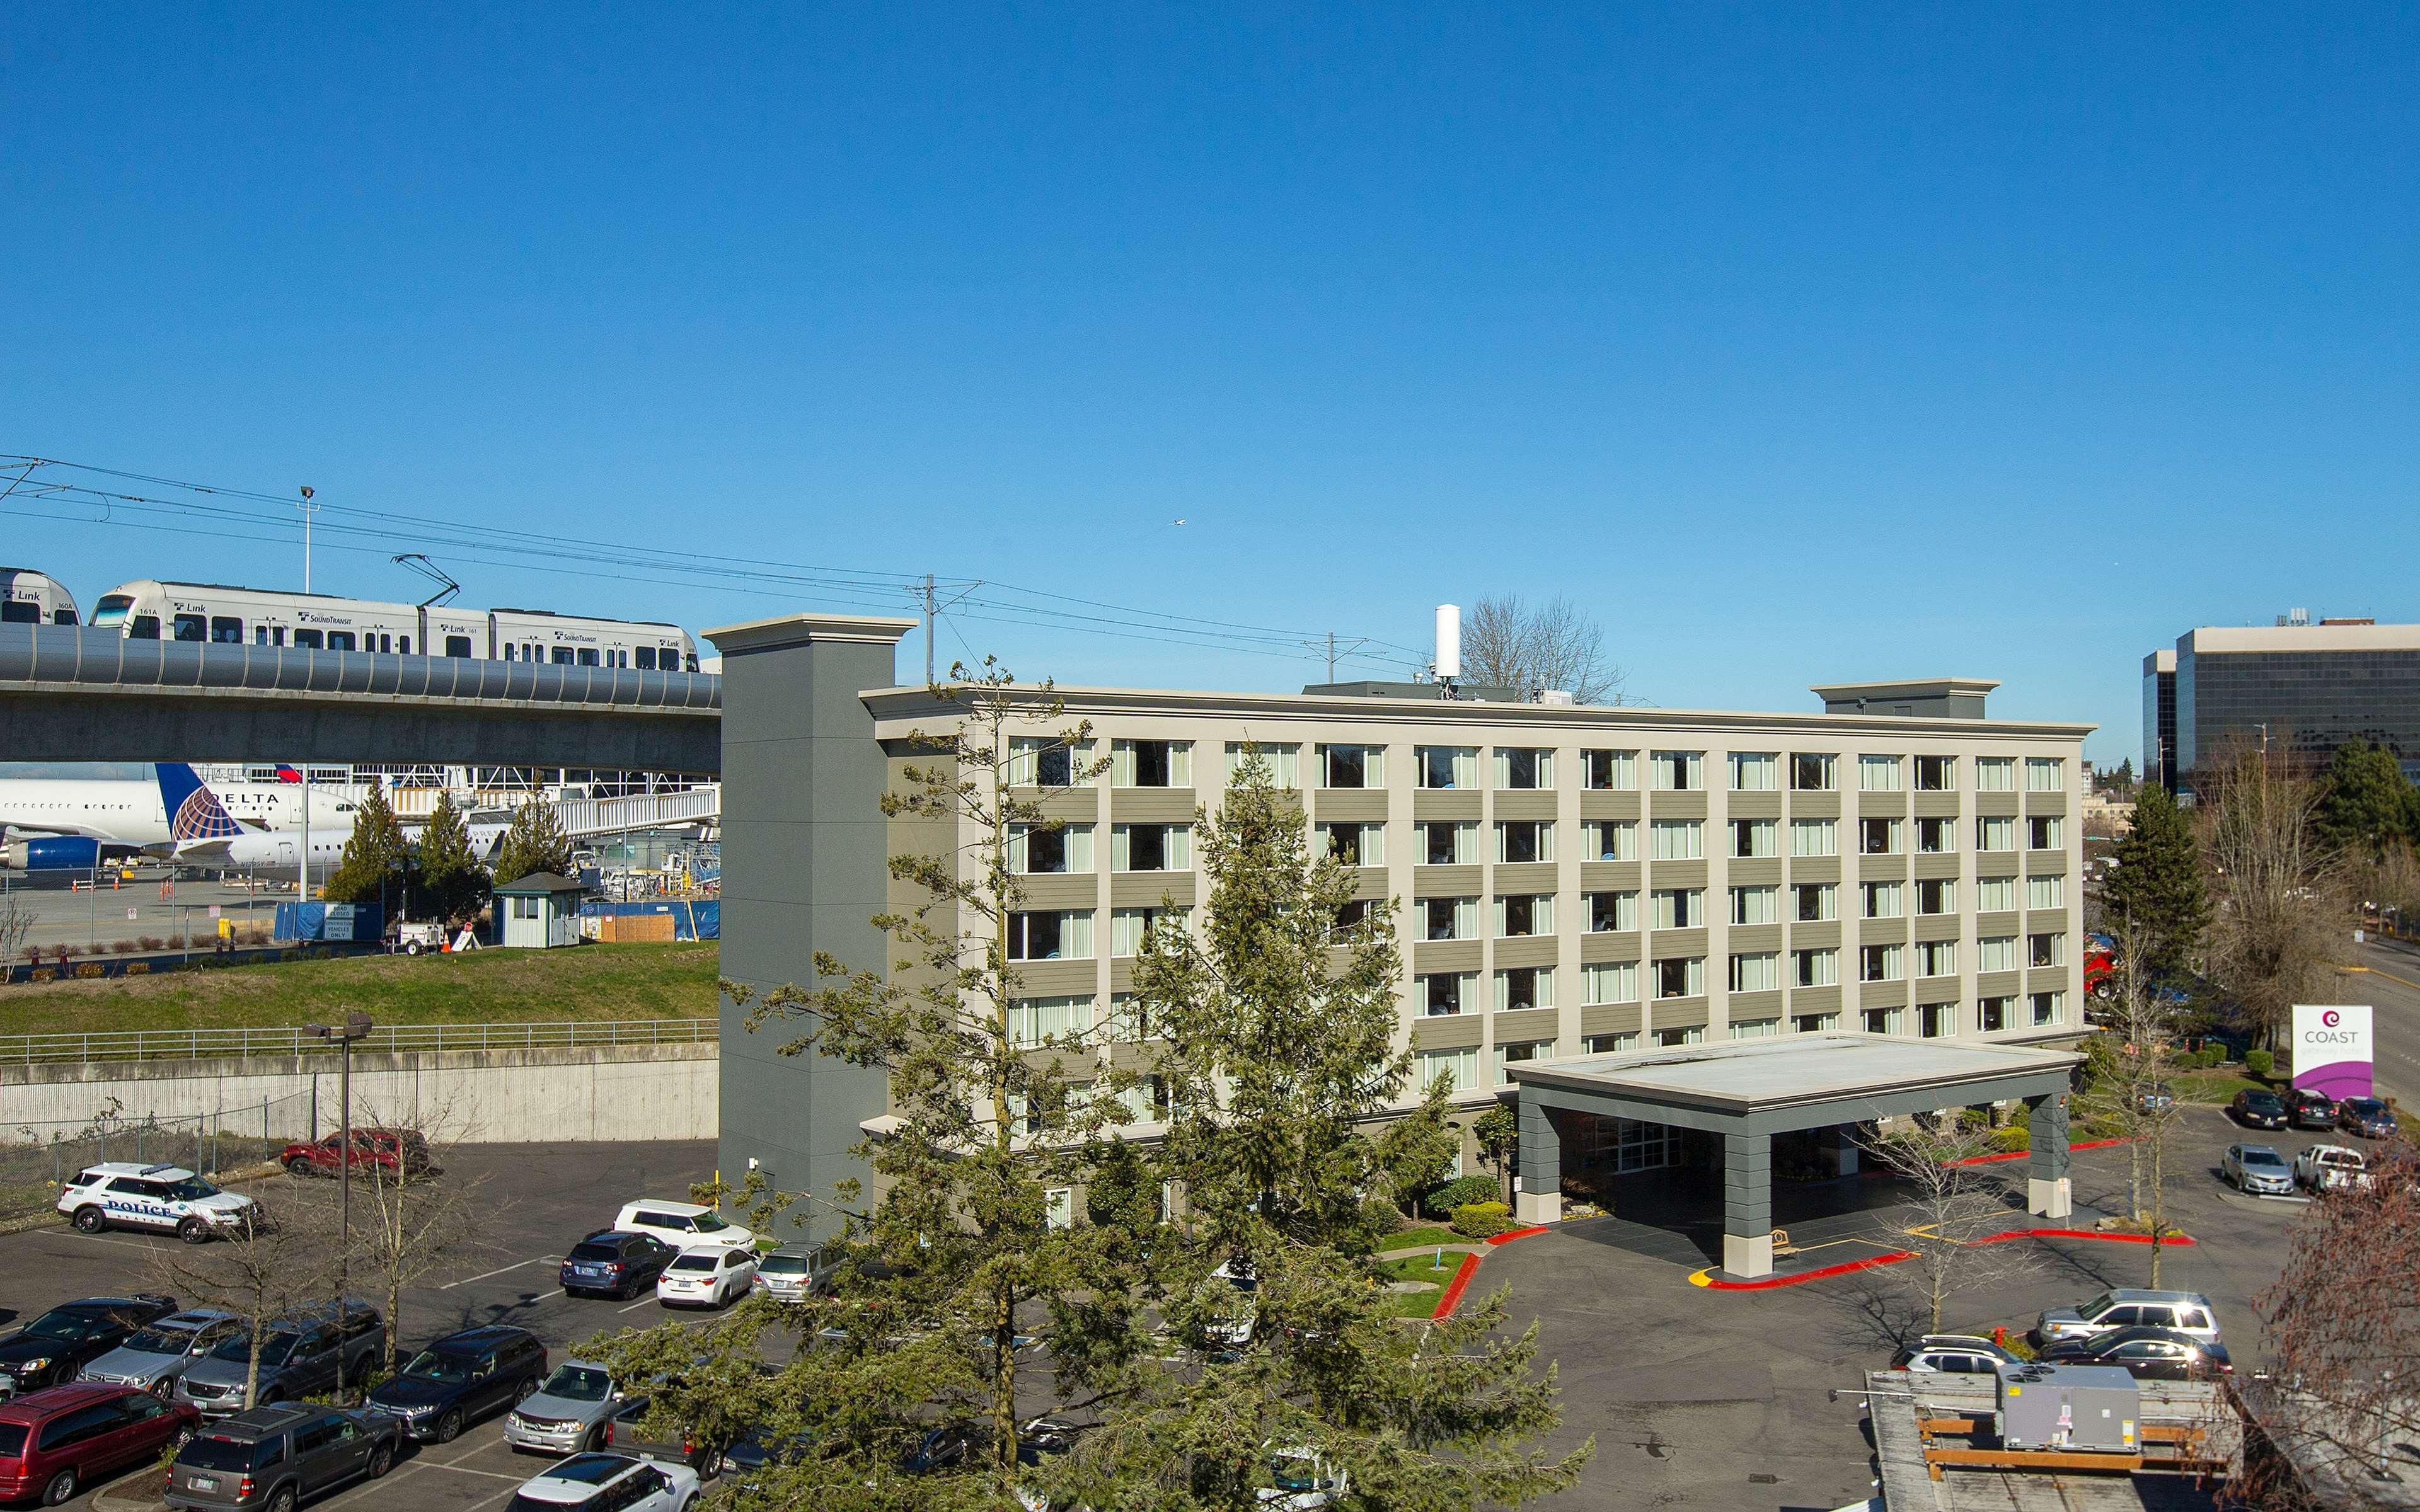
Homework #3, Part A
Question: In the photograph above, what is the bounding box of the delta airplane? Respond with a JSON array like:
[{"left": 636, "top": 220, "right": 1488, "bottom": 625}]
[
  {"left": 172, "top": 816, "right": 512, "bottom": 879},
  {"left": 0, "top": 764, "right": 246, "bottom": 869}
]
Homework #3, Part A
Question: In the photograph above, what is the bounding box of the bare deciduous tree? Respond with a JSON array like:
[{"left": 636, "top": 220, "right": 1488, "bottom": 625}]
[
  {"left": 0, "top": 888, "right": 33, "bottom": 965},
  {"left": 2074, "top": 921, "right": 2189, "bottom": 1283},
  {"left": 150, "top": 1177, "right": 338, "bottom": 1412},
  {"left": 1861, "top": 1113, "right": 2036, "bottom": 1334},
  {"left": 343, "top": 1096, "right": 500, "bottom": 1375},
  {"left": 2198, "top": 740, "right": 2349, "bottom": 1048},
  {"left": 1460, "top": 595, "right": 1627, "bottom": 705}
]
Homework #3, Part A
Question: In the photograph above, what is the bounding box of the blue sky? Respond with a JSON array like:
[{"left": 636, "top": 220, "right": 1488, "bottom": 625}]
[{"left": 6, "top": 6, "right": 2416, "bottom": 766}]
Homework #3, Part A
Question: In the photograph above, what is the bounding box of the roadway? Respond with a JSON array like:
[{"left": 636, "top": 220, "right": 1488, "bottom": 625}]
[{"left": 2338, "top": 934, "right": 2420, "bottom": 1101}]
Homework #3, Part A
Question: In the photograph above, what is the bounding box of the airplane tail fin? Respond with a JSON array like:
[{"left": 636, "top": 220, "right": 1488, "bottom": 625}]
[{"left": 156, "top": 764, "right": 244, "bottom": 843}]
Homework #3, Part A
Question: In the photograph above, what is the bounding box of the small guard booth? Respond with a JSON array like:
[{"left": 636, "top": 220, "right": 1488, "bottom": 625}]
[
  {"left": 493, "top": 872, "right": 591, "bottom": 949},
  {"left": 1505, "top": 1033, "right": 2081, "bottom": 1278}
]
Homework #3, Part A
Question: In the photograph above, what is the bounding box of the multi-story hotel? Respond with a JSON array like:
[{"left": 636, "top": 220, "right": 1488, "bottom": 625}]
[{"left": 708, "top": 613, "right": 2094, "bottom": 1248}]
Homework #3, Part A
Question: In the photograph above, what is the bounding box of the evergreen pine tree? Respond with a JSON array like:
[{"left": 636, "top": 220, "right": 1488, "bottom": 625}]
[
  {"left": 414, "top": 792, "right": 489, "bottom": 925},
  {"left": 2313, "top": 738, "right": 2416, "bottom": 864},
  {"left": 320, "top": 785, "right": 409, "bottom": 914},
  {"left": 490, "top": 795, "right": 573, "bottom": 886},
  {"left": 2105, "top": 783, "right": 2210, "bottom": 982}
]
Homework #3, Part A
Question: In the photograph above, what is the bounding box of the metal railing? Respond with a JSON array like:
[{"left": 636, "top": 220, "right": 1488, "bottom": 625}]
[
  {"left": 0, "top": 1017, "right": 719, "bottom": 1066},
  {"left": 556, "top": 785, "right": 721, "bottom": 839}
]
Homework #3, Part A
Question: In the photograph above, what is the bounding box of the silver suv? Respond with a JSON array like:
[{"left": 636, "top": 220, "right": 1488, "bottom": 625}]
[
  {"left": 505, "top": 1361, "right": 628, "bottom": 1456},
  {"left": 173, "top": 1306, "right": 384, "bottom": 1418},
  {"left": 2031, "top": 1290, "right": 2220, "bottom": 1349},
  {"left": 78, "top": 1309, "right": 243, "bottom": 1396}
]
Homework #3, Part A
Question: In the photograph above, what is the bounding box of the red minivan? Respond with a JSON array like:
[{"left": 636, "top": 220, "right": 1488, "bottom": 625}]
[{"left": 0, "top": 1382, "right": 200, "bottom": 1504}]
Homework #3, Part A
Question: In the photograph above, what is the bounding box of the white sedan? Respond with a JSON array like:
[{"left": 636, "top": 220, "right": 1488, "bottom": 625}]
[
  {"left": 2294, "top": 1143, "right": 2371, "bottom": 1193},
  {"left": 656, "top": 1246, "right": 759, "bottom": 1309}
]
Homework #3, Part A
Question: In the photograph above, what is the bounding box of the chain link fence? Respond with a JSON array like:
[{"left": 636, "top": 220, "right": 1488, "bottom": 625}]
[{"left": 0, "top": 1091, "right": 316, "bottom": 1223}]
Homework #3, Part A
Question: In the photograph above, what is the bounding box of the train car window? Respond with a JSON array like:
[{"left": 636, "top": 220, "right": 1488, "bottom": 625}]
[
  {"left": 272, "top": 627, "right": 286, "bottom": 647},
  {"left": 377, "top": 634, "right": 391, "bottom": 653},
  {"left": 90, "top": 595, "right": 134, "bottom": 628},
  {"left": 53, "top": 608, "right": 78, "bottom": 625},
  {"left": 210, "top": 617, "right": 244, "bottom": 643},
  {"left": 577, "top": 648, "right": 601, "bottom": 667},
  {"left": 502, "top": 644, "right": 516, "bottom": 661},
  {"left": 551, "top": 647, "right": 574, "bottom": 665},
  {"left": 130, "top": 615, "right": 162, "bottom": 639},
  {"left": 172, "top": 614, "right": 208, "bottom": 642},
  {"left": 445, "top": 635, "right": 473, "bottom": 658},
  {"left": 635, "top": 648, "right": 656, "bottom": 670},
  {"left": 294, "top": 629, "right": 323, "bottom": 649},
  {"left": 398, "top": 636, "right": 410, "bottom": 654},
  {"left": 686, "top": 653, "right": 699, "bottom": 672},
  {"left": 0, "top": 602, "right": 36, "bottom": 624},
  {"left": 255, "top": 627, "right": 269, "bottom": 645},
  {"left": 326, "top": 631, "right": 357, "bottom": 651}
]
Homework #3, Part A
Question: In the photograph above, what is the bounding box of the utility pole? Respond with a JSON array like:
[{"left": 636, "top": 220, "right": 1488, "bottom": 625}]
[
  {"left": 298, "top": 486, "right": 317, "bottom": 593},
  {"left": 922, "top": 573, "right": 937, "bottom": 685},
  {"left": 300, "top": 766, "right": 313, "bottom": 902},
  {"left": 306, "top": 1011, "right": 373, "bottom": 1402},
  {"left": 1327, "top": 631, "right": 1337, "bottom": 682}
]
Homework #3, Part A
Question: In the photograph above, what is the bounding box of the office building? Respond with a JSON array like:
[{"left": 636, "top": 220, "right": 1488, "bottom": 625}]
[{"left": 2148, "top": 619, "right": 2420, "bottom": 791}]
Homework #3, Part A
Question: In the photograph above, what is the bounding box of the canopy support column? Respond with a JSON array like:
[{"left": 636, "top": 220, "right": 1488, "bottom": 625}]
[
  {"left": 2027, "top": 1092, "right": 2072, "bottom": 1218},
  {"left": 1515, "top": 1097, "right": 1562, "bottom": 1225},
  {"left": 1723, "top": 1131, "right": 1773, "bottom": 1278}
]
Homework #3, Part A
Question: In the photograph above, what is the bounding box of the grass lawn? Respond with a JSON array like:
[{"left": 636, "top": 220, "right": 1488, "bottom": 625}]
[
  {"left": 1377, "top": 1251, "right": 1458, "bottom": 1318},
  {"left": 2173, "top": 1068, "right": 2268, "bottom": 1104},
  {"left": 1381, "top": 1226, "right": 1473, "bottom": 1253},
  {"left": 0, "top": 943, "right": 719, "bottom": 1036}
]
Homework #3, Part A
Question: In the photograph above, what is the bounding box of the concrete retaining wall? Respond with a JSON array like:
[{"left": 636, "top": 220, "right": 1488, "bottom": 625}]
[{"left": 0, "top": 1043, "right": 717, "bottom": 1143}]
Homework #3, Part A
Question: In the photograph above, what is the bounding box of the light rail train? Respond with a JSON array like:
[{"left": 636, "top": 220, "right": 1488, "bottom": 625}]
[
  {"left": 0, "top": 568, "right": 81, "bottom": 626},
  {"left": 83, "top": 580, "right": 699, "bottom": 670}
]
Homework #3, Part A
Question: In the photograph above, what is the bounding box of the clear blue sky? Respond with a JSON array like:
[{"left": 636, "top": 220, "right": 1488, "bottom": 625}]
[{"left": 6, "top": 6, "right": 2417, "bottom": 766}]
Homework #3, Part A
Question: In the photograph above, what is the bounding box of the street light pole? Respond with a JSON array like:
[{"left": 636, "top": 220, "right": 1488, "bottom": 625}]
[{"left": 306, "top": 1011, "right": 373, "bottom": 1402}]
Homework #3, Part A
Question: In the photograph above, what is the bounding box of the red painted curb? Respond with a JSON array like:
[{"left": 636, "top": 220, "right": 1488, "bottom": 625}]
[
  {"left": 1974, "top": 1227, "right": 2198, "bottom": 1248},
  {"left": 1951, "top": 1136, "right": 2133, "bottom": 1167},
  {"left": 1431, "top": 1251, "right": 1481, "bottom": 1320},
  {"left": 1698, "top": 1250, "right": 1916, "bottom": 1290},
  {"left": 1487, "top": 1225, "right": 1551, "bottom": 1246}
]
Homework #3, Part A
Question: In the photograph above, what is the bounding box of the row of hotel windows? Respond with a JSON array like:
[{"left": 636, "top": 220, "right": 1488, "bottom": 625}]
[
  {"left": 1010, "top": 738, "right": 2068, "bottom": 795},
  {"left": 1010, "top": 814, "right": 2068, "bottom": 874},
  {"left": 1400, "top": 876, "right": 2068, "bottom": 939},
  {"left": 1412, "top": 936, "right": 2067, "bottom": 1013}
]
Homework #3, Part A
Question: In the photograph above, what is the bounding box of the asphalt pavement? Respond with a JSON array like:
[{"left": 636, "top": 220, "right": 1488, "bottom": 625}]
[{"left": 2341, "top": 934, "right": 2420, "bottom": 1101}]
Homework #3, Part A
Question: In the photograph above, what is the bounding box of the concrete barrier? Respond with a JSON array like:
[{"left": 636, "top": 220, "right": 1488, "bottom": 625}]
[{"left": 0, "top": 1042, "right": 716, "bottom": 1144}]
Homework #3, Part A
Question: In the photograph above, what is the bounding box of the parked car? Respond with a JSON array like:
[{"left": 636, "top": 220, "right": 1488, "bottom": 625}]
[
  {"left": 752, "top": 1244, "right": 844, "bottom": 1303},
  {"left": 2134, "top": 1082, "right": 2176, "bottom": 1114},
  {"left": 2032, "top": 1290, "right": 2221, "bottom": 1349},
  {"left": 2221, "top": 1143, "right": 2296, "bottom": 1196},
  {"left": 601, "top": 1399, "right": 718, "bottom": 1475},
  {"left": 2336, "top": 1096, "right": 2400, "bottom": 1140},
  {"left": 164, "top": 1403, "right": 400, "bottom": 1511},
  {"left": 174, "top": 1306, "right": 385, "bottom": 1418},
  {"left": 277, "top": 1128, "right": 433, "bottom": 1180},
  {"left": 0, "top": 1381, "right": 199, "bottom": 1506},
  {"left": 899, "top": 1418, "right": 1076, "bottom": 1475},
  {"left": 1265, "top": 1445, "right": 1350, "bottom": 1510},
  {"left": 2036, "top": 1326, "right": 2234, "bottom": 1380},
  {"left": 78, "top": 1309, "right": 243, "bottom": 1397},
  {"left": 0, "top": 1295, "right": 180, "bottom": 1400},
  {"left": 656, "top": 1247, "right": 758, "bottom": 1310},
  {"left": 506, "top": 1452, "right": 700, "bottom": 1512},
  {"left": 2287, "top": 1087, "right": 2339, "bottom": 1130},
  {"left": 559, "top": 1232, "right": 676, "bottom": 1300},
  {"left": 505, "top": 1363, "right": 626, "bottom": 1457},
  {"left": 611, "top": 1201, "right": 754, "bottom": 1254},
  {"left": 1887, "top": 1334, "right": 2021, "bottom": 1374},
  {"left": 715, "top": 1424, "right": 817, "bottom": 1487},
  {"left": 55, "top": 1164, "right": 259, "bottom": 1244},
  {"left": 2228, "top": 1089, "right": 2290, "bottom": 1130},
  {"left": 2295, "top": 1143, "right": 2372, "bottom": 1193},
  {"left": 367, "top": 1325, "right": 546, "bottom": 1444}
]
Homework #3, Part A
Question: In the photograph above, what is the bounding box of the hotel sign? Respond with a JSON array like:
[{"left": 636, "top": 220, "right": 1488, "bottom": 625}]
[{"left": 2291, "top": 1004, "right": 2373, "bottom": 1101}]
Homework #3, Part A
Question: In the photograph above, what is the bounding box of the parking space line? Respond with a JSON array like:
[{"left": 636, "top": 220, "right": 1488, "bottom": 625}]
[
  {"left": 72, "top": 1232, "right": 170, "bottom": 1253},
  {"left": 617, "top": 1295, "right": 661, "bottom": 1314},
  {"left": 439, "top": 1256, "right": 560, "bottom": 1290}
]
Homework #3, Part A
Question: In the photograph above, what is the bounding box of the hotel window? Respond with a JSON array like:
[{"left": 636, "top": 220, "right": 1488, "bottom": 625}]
[
  {"left": 1495, "top": 966, "right": 1554, "bottom": 1012},
  {"left": 1975, "top": 757, "right": 2015, "bottom": 793},
  {"left": 1008, "top": 736, "right": 1085, "bottom": 787},
  {"left": 1114, "top": 823, "right": 1190, "bottom": 872},
  {"left": 1916, "top": 878, "right": 1955, "bottom": 915},
  {"left": 1495, "top": 748, "right": 1552, "bottom": 789},
  {"left": 1916, "top": 940, "right": 1956, "bottom": 978},
  {"left": 1322, "top": 823, "right": 1386, "bottom": 868},
  {"left": 1415, "top": 1046, "right": 1480, "bottom": 1094},
  {"left": 1424, "top": 896, "right": 1478, "bottom": 941},
  {"left": 1582, "top": 961, "right": 1639, "bottom": 1004},
  {"left": 1223, "top": 741, "right": 1300, "bottom": 788},
  {"left": 1046, "top": 1188, "right": 1074, "bottom": 1229},
  {"left": 1728, "top": 951, "right": 1780, "bottom": 993},
  {"left": 1584, "top": 749, "right": 1638, "bottom": 790},
  {"left": 1859, "top": 818, "right": 1902, "bottom": 856},
  {"left": 1649, "top": 750, "right": 1703, "bottom": 790},
  {"left": 1915, "top": 755, "right": 1956, "bottom": 792},
  {"left": 1976, "top": 877, "right": 2016, "bottom": 913},
  {"left": 1790, "top": 753, "right": 1838, "bottom": 791},
  {"left": 1918, "top": 1002, "right": 1953, "bottom": 1038},
  {"left": 1584, "top": 1031, "right": 1639, "bottom": 1054},
  {"left": 1110, "top": 907, "right": 1187, "bottom": 958},
  {"left": 2031, "top": 990, "right": 2064, "bottom": 1027},
  {"left": 1862, "top": 1007, "right": 1905, "bottom": 1035},
  {"left": 1006, "top": 995, "right": 1092, "bottom": 1047},
  {"left": 1419, "top": 746, "right": 1478, "bottom": 790},
  {"left": 1794, "top": 1011, "right": 1839, "bottom": 1034},
  {"left": 1978, "top": 936, "right": 2019, "bottom": 972},
  {"left": 1494, "top": 1040, "right": 1550, "bottom": 1084},
  {"left": 1112, "top": 738, "right": 1191, "bottom": 788},
  {"left": 1858, "top": 755, "right": 1904, "bottom": 793},
  {"left": 1331, "top": 899, "right": 1377, "bottom": 939},
  {"left": 1649, "top": 820, "right": 1703, "bottom": 861},
  {"left": 2028, "top": 816, "right": 2063, "bottom": 850},
  {"left": 1731, "top": 885, "right": 1779, "bottom": 925},
  {"left": 2029, "top": 932, "right": 2065, "bottom": 968},
  {"left": 1420, "top": 971, "right": 1476, "bottom": 1017},
  {"left": 1582, "top": 818, "right": 1637, "bottom": 861},
  {"left": 1861, "top": 881, "right": 1903, "bottom": 920},
  {"left": 1860, "top": 943, "right": 1904, "bottom": 983},
  {"left": 1651, "top": 888, "right": 1704, "bottom": 930},
  {"left": 1007, "top": 910, "right": 1093, "bottom": 961},
  {"left": 2025, "top": 757, "right": 2065, "bottom": 793},
  {"left": 1320, "top": 743, "right": 1385, "bottom": 789},
  {"left": 1793, "top": 882, "right": 1835, "bottom": 922},
  {"left": 1497, "top": 820, "right": 1552, "bottom": 864},
  {"left": 2027, "top": 875, "right": 2066, "bottom": 911},
  {"left": 1654, "top": 1026, "right": 1705, "bottom": 1048},
  {"left": 1727, "top": 752, "right": 1778, "bottom": 791},
  {"left": 1978, "top": 996, "right": 2012, "bottom": 1033},
  {"left": 1730, "top": 818, "right": 1779, "bottom": 859},
  {"left": 1497, "top": 894, "right": 1554, "bottom": 937},
  {"left": 1794, "top": 948, "right": 1839, "bottom": 987},
  {"left": 1010, "top": 822, "right": 1094, "bottom": 874},
  {"left": 1977, "top": 816, "right": 2017, "bottom": 852},
  {"left": 1915, "top": 816, "right": 1955, "bottom": 854},
  {"left": 1731, "top": 1018, "right": 1781, "bottom": 1040},
  {"left": 1789, "top": 818, "right": 1837, "bottom": 857},
  {"left": 1654, "top": 956, "right": 1705, "bottom": 998},
  {"left": 1419, "top": 821, "right": 1478, "bottom": 865},
  {"left": 1586, "top": 890, "right": 1639, "bottom": 932}
]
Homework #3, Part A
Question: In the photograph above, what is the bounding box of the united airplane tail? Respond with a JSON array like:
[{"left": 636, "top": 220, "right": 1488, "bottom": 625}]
[{"left": 154, "top": 764, "right": 244, "bottom": 844}]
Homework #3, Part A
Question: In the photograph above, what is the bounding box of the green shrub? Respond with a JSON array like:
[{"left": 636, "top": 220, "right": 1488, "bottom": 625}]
[
  {"left": 2194, "top": 1045, "right": 2225, "bottom": 1070},
  {"left": 1990, "top": 1125, "right": 2031, "bottom": 1154},
  {"left": 1420, "top": 1175, "right": 1498, "bottom": 1219},
  {"left": 2246, "top": 1048, "right": 2274, "bottom": 1079},
  {"left": 1449, "top": 1200, "right": 1512, "bottom": 1239}
]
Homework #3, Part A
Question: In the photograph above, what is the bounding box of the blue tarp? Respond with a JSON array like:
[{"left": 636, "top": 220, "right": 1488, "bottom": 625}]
[
  {"left": 577, "top": 899, "right": 719, "bottom": 940},
  {"left": 274, "top": 901, "right": 386, "bottom": 942}
]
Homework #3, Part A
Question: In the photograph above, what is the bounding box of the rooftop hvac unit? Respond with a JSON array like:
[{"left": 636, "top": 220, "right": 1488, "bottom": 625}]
[
  {"left": 1993, "top": 1363, "right": 2140, "bottom": 1454},
  {"left": 1434, "top": 605, "right": 1460, "bottom": 682}
]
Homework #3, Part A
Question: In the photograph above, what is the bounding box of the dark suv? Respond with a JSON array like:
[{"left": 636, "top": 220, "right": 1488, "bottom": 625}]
[
  {"left": 559, "top": 1231, "right": 675, "bottom": 1300},
  {"left": 0, "top": 1295, "right": 179, "bottom": 1400},
  {"left": 2288, "top": 1087, "right": 2339, "bottom": 1130},
  {"left": 368, "top": 1326, "right": 547, "bottom": 1444},
  {"left": 174, "top": 1306, "right": 386, "bottom": 1418},
  {"left": 166, "top": 1403, "right": 401, "bottom": 1511}
]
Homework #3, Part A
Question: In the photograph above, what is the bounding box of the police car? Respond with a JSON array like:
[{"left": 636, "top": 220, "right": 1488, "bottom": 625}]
[{"left": 55, "top": 1162, "right": 260, "bottom": 1244}]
